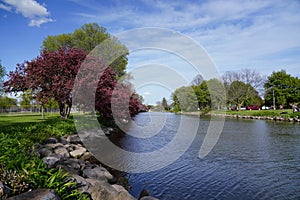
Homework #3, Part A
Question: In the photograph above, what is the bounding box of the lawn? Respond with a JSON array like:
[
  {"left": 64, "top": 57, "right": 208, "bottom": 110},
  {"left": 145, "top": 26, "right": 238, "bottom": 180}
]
[
  {"left": 210, "top": 109, "right": 300, "bottom": 118},
  {"left": 0, "top": 113, "right": 88, "bottom": 199}
]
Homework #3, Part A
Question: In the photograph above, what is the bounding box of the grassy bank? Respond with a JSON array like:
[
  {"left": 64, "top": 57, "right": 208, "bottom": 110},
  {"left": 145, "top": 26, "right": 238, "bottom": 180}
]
[
  {"left": 0, "top": 113, "right": 89, "bottom": 199},
  {"left": 210, "top": 109, "right": 300, "bottom": 119}
]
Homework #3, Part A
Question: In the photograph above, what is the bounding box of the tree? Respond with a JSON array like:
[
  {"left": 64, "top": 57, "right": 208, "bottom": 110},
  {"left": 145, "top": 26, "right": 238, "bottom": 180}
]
[
  {"left": 192, "top": 81, "right": 211, "bottom": 110},
  {"left": 172, "top": 86, "right": 198, "bottom": 112},
  {"left": 206, "top": 78, "right": 226, "bottom": 110},
  {"left": 191, "top": 74, "right": 204, "bottom": 86},
  {"left": 222, "top": 69, "right": 265, "bottom": 94},
  {"left": 42, "top": 23, "right": 128, "bottom": 77},
  {"left": 161, "top": 97, "right": 169, "bottom": 111},
  {"left": 0, "top": 96, "right": 17, "bottom": 112},
  {"left": 72, "top": 55, "right": 146, "bottom": 122},
  {"left": 0, "top": 60, "right": 6, "bottom": 96},
  {"left": 264, "top": 70, "right": 300, "bottom": 108},
  {"left": 20, "top": 90, "right": 33, "bottom": 110},
  {"left": 227, "top": 81, "right": 257, "bottom": 111},
  {"left": 4, "top": 48, "right": 87, "bottom": 119}
]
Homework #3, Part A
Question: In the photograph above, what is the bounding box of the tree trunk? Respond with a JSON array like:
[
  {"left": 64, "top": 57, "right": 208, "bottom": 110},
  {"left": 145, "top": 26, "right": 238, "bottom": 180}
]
[
  {"left": 41, "top": 104, "right": 45, "bottom": 119},
  {"left": 59, "top": 102, "right": 71, "bottom": 119}
]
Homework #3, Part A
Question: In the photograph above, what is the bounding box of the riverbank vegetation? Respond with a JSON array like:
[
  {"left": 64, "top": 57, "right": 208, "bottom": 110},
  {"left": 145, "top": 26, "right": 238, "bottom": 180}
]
[
  {"left": 0, "top": 113, "right": 90, "bottom": 199},
  {"left": 171, "top": 69, "right": 300, "bottom": 115},
  {"left": 0, "top": 23, "right": 147, "bottom": 199}
]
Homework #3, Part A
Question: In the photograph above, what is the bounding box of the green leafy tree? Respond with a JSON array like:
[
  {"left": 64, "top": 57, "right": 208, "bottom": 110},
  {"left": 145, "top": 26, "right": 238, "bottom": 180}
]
[
  {"left": 206, "top": 78, "right": 226, "bottom": 110},
  {"left": 264, "top": 70, "right": 300, "bottom": 108},
  {"left": 161, "top": 97, "right": 169, "bottom": 111},
  {"left": 42, "top": 23, "right": 128, "bottom": 77},
  {"left": 192, "top": 81, "right": 210, "bottom": 110},
  {"left": 172, "top": 86, "right": 198, "bottom": 112},
  {"left": 227, "top": 81, "right": 256, "bottom": 111},
  {"left": 0, "top": 96, "right": 17, "bottom": 111},
  {"left": 20, "top": 90, "right": 33, "bottom": 109}
]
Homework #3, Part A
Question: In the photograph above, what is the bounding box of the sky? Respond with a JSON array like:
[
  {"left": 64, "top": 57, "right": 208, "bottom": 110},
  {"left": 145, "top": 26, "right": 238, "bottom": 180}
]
[{"left": 1, "top": 0, "right": 300, "bottom": 104}]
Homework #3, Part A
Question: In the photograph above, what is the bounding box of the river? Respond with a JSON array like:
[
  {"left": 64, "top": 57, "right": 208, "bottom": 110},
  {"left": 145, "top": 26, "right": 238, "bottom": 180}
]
[{"left": 112, "top": 112, "right": 300, "bottom": 199}]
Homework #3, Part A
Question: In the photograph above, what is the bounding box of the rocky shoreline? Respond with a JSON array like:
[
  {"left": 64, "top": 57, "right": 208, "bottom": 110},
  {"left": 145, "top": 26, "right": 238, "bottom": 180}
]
[
  {"left": 209, "top": 113, "right": 300, "bottom": 122},
  {"left": 2, "top": 133, "right": 158, "bottom": 200}
]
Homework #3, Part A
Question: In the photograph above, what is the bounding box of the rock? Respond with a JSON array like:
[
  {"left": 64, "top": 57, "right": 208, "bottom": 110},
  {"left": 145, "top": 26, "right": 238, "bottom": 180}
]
[
  {"left": 54, "top": 147, "right": 69, "bottom": 158},
  {"left": 0, "top": 181, "right": 3, "bottom": 197},
  {"left": 80, "top": 152, "right": 93, "bottom": 161},
  {"left": 89, "top": 181, "right": 135, "bottom": 200},
  {"left": 89, "top": 181, "right": 117, "bottom": 200},
  {"left": 43, "top": 137, "right": 58, "bottom": 145},
  {"left": 74, "top": 175, "right": 92, "bottom": 194},
  {"left": 60, "top": 136, "right": 68, "bottom": 145},
  {"left": 83, "top": 167, "right": 114, "bottom": 182},
  {"left": 7, "top": 188, "right": 59, "bottom": 200},
  {"left": 58, "top": 158, "right": 82, "bottom": 174},
  {"left": 139, "top": 189, "right": 150, "bottom": 199},
  {"left": 45, "top": 143, "right": 64, "bottom": 150},
  {"left": 42, "top": 154, "right": 63, "bottom": 168},
  {"left": 140, "top": 197, "right": 159, "bottom": 200},
  {"left": 70, "top": 147, "right": 86, "bottom": 158},
  {"left": 116, "top": 191, "right": 136, "bottom": 200},
  {"left": 112, "top": 184, "right": 127, "bottom": 193},
  {"left": 39, "top": 148, "right": 52, "bottom": 158},
  {"left": 67, "top": 135, "right": 82, "bottom": 144},
  {"left": 85, "top": 178, "right": 105, "bottom": 186}
]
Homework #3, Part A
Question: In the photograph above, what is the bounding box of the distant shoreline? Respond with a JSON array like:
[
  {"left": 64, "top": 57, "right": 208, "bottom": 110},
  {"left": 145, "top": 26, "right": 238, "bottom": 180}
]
[{"left": 177, "top": 111, "right": 300, "bottom": 123}]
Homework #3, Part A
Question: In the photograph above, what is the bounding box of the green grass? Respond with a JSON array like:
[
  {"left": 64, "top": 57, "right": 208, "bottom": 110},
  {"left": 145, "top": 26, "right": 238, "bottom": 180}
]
[
  {"left": 210, "top": 109, "right": 300, "bottom": 118},
  {"left": 0, "top": 113, "right": 89, "bottom": 200}
]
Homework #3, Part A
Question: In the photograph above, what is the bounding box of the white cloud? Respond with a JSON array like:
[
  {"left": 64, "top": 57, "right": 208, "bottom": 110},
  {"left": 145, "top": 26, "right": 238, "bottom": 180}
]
[
  {"left": 0, "top": 0, "right": 53, "bottom": 27},
  {"left": 0, "top": 3, "right": 11, "bottom": 11},
  {"left": 71, "top": 0, "right": 300, "bottom": 77}
]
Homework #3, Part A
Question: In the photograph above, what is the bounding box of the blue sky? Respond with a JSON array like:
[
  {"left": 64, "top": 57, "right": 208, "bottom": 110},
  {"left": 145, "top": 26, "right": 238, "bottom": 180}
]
[{"left": 1, "top": 0, "right": 300, "bottom": 104}]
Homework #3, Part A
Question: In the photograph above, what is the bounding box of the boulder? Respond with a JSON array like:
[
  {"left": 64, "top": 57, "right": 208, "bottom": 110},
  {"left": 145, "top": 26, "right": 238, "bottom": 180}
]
[
  {"left": 73, "top": 175, "right": 92, "bottom": 194},
  {"left": 67, "top": 135, "right": 82, "bottom": 144},
  {"left": 45, "top": 143, "right": 64, "bottom": 150},
  {"left": 80, "top": 152, "right": 93, "bottom": 161},
  {"left": 43, "top": 137, "right": 58, "bottom": 144},
  {"left": 39, "top": 148, "right": 52, "bottom": 158},
  {"left": 54, "top": 147, "right": 69, "bottom": 158},
  {"left": 7, "top": 189, "right": 59, "bottom": 200},
  {"left": 42, "top": 154, "right": 63, "bottom": 168},
  {"left": 112, "top": 184, "right": 127, "bottom": 193},
  {"left": 0, "top": 181, "right": 3, "bottom": 197},
  {"left": 83, "top": 167, "right": 114, "bottom": 182},
  {"left": 89, "top": 181, "right": 135, "bottom": 200},
  {"left": 70, "top": 147, "right": 86, "bottom": 158}
]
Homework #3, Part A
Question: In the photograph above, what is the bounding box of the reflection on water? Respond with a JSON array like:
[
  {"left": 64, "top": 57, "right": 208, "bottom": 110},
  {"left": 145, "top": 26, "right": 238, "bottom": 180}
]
[{"left": 112, "top": 112, "right": 300, "bottom": 199}]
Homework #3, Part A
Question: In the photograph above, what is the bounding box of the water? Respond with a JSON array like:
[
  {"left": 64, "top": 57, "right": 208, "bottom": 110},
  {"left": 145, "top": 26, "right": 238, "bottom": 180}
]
[{"left": 114, "top": 112, "right": 300, "bottom": 199}]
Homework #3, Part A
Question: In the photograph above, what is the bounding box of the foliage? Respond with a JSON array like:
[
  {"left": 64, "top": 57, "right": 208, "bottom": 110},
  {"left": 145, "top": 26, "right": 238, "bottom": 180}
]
[
  {"left": 222, "top": 68, "right": 265, "bottom": 94},
  {"left": 172, "top": 79, "right": 225, "bottom": 112},
  {"left": 4, "top": 48, "right": 86, "bottom": 119},
  {"left": 227, "top": 81, "right": 257, "bottom": 111},
  {"left": 206, "top": 78, "right": 226, "bottom": 110},
  {"left": 42, "top": 23, "right": 128, "bottom": 77},
  {"left": 172, "top": 86, "right": 198, "bottom": 112},
  {"left": 20, "top": 90, "right": 33, "bottom": 109},
  {"left": 161, "top": 97, "right": 169, "bottom": 111},
  {"left": 0, "top": 96, "right": 17, "bottom": 110},
  {"left": 73, "top": 56, "right": 147, "bottom": 121},
  {"left": 0, "top": 115, "right": 88, "bottom": 199},
  {"left": 264, "top": 70, "right": 300, "bottom": 108}
]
